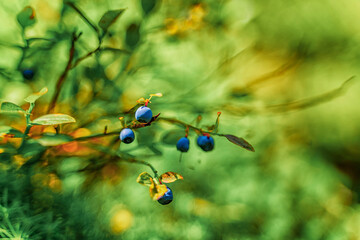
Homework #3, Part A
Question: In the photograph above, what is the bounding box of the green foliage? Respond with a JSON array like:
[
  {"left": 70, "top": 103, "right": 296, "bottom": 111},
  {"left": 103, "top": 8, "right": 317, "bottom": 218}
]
[
  {"left": 32, "top": 114, "right": 76, "bottom": 126},
  {"left": 36, "top": 134, "right": 73, "bottom": 146},
  {"left": 98, "top": 9, "right": 126, "bottom": 33},
  {"left": 16, "top": 6, "right": 36, "bottom": 29},
  {"left": 0, "top": 126, "right": 23, "bottom": 138},
  {"left": 0, "top": 0, "right": 359, "bottom": 239},
  {"left": 141, "top": 0, "right": 157, "bottom": 16},
  {"left": 24, "top": 87, "right": 48, "bottom": 103},
  {"left": 125, "top": 24, "right": 141, "bottom": 50},
  {"left": 0, "top": 102, "right": 25, "bottom": 113}
]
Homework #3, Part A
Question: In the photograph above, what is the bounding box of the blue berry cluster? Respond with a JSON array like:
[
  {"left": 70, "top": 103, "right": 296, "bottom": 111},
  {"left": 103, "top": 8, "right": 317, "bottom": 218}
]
[
  {"left": 197, "top": 135, "right": 214, "bottom": 151},
  {"left": 176, "top": 134, "right": 215, "bottom": 153},
  {"left": 119, "top": 105, "right": 153, "bottom": 144}
]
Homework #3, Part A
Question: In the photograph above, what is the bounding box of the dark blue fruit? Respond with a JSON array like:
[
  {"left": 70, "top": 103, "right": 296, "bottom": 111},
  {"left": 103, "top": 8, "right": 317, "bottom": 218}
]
[
  {"left": 22, "top": 69, "right": 34, "bottom": 80},
  {"left": 157, "top": 186, "right": 173, "bottom": 205},
  {"left": 120, "top": 128, "right": 135, "bottom": 144},
  {"left": 176, "top": 137, "right": 189, "bottom": 152},
  {"left": 135, "top": 106, "right": 153, "bottom": 123},
  {"left": 197, "top": 135, "right": 214, "bottom": 151}
]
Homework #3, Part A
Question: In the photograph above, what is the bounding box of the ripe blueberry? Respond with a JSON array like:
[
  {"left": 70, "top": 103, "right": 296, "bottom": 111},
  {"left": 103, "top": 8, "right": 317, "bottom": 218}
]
[
  {"left": 157, "top": 186, "right": 173, "bottom": 205},
  {"left": 22, "top": 69, "right": 34, "bottom": 80},
  {"left": 120, "top": 128, "right": 135, "bottom": 144},
  {"left": 176, "top": 137, "right": 189, "bottom": 152},
  {"left": 135, "top": 106, "right": 153, "bottom": 123},
  {"left": 197, "top": 135, "right": 215, "bottom": 151}
]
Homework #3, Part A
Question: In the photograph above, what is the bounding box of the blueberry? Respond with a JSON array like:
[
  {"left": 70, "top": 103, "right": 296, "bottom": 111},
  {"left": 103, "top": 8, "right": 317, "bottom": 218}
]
[
  {"left": 197, "top": 135, "right": 214, "bottom": 151},
  {"left": 135, "top": 106, "right": 153, "bottom": 123},
  {"left": 120, "top": 128, "right": 135, "bottom": 144},
  {"left": 157, "top": 186, "right": 173, "bottom": 205},
  {"left": 22, "top": 69, "right": 35, "bottom": 80},
  {"left": 176, "top": 137, "right": 189, "bottom": 152}
]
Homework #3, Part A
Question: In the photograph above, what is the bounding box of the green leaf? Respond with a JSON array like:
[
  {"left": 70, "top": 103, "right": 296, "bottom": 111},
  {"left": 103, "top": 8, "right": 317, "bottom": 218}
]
[
  {"left": 161, "top": 129, "right": 185, "bottom": 145},
  {"left": 0, "top": 102, "right": 25, "bottom": 113},
  {"left": 32, "top": 114, "right": 76, "bottom": 125},
  {"left": 24, "top": 87, "right": 48, "bottom": 103},
  {"left": 222, "top": 134, "right": 255, "bottom": 152},
  {"left": 136, "top": 172, "right": 153, "bottom": 187},
  {"left": 98, "top": 9, "right": 125, "bottom": 32},
  {"left": 35, "top": 134, "right": 74, "bottom": 146},
  {"left": 141, "top": 0, "right": 157, "bottom": 15},
  {"left": 0, "top": 126, "right": 24, "bottom": 138},
  {"left": 16, "top": 6, "right": 36, "bottom": 29},
  {"left": 0, "top": 144, "right": 17, "bottom": 155},
  {"left": 18, "top": 139, "right": 46, "bottom": 158},
  {"left": 125, "top": 23, "right": 140, "bottom": 49}
]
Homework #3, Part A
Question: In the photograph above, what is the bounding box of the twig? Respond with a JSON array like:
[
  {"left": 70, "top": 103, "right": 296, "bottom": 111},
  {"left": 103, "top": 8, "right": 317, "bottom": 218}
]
[
  {"left": 65, "top": 2, "right": 99, "bottom": 36},
  {"left": 47, "top": 32, "right": 80, "bottom": 113},
  {"left": 88, "top": 143, "right": 159, "bottom": 178},
  {"left": 266, "top": 76, "right": 356, "bottom": 113},
  {"left": 70, "top": 46, "right": 100, "bottom": 69}
]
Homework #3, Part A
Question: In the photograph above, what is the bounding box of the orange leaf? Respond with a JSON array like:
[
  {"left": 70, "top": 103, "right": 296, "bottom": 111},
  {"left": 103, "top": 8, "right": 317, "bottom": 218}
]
[{"left": 160, "top": 171, "right": 183, "bottom": 183}]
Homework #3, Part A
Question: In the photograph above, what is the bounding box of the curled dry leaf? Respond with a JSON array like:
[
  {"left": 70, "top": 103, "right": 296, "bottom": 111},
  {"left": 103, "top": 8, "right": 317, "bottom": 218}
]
[
  {"left": 160, "top": 172, "right": 183, "bottom": 183},
  {"left": 136, "top": 172, "right": 153, "bottom": 187},
  {"left": 222, "top": 134, "right": 255, "bottom": 152}
]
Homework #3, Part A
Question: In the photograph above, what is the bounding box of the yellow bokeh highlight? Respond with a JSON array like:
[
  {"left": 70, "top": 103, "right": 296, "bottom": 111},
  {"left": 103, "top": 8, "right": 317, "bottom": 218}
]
[
  {"left": 43, "top": 126, "right": 57, "bottom": 134},
  {"left": 110, "top": 208, "right": 134, "bottom": 234},
  {"left": 13, "top": 154, "right": 30, "bottom": 168},
  {"left": 72, "top": 128, "right": 91, "bottom": 138},
  {"left": 165, "top": 3, "right": 206, "bottom": 35},
  {"left": 48, "top": 173, "right": 62, "bottom": 192}
]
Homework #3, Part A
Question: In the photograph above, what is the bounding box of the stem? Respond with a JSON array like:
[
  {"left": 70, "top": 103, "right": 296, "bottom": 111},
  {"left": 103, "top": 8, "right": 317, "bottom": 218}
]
[
  {"left": 19, "top": 102, "right": 35, "bottom": 149},
  {"left": 16, "top": 28, "right": 29, "bottom": 70},
  {"left": 70, "top": 45, "right": 100, "bottom": 69},
  {"left": 122, "top": 158, "right": 159, "bottom": 179},
  {"left": 47, "top": 32, "right": 80, "bottom": 113},
  {"left": 65, "top": 2, "right": 100, "bottom": 36},
  {"left": 158, "top": 117, "right": 223, "bottom": 136},
  {"left": 87, "top": 143, "right": 159, "bottom": 179}
]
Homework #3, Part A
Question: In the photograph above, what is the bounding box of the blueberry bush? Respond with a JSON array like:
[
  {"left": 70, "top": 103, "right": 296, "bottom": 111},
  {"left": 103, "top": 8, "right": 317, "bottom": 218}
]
[{"left": 0, "top": 0, "right": 360, "bottom": 239}]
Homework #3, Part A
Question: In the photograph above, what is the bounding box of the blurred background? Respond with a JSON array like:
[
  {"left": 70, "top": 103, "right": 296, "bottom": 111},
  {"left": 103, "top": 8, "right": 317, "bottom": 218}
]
[{"left": 0, "top": 0, "right": 360, "bottom": 239}]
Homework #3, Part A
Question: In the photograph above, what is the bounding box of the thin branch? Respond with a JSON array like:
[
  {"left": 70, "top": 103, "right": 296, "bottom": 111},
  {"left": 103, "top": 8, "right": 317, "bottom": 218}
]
[
  {"left": 47, "top": 32, "right": 80, "bottom": 113},
  {"left": 88, "top": 143, "right": 159, "bottom": 178},
  {"left": 70, "top": 46, "right": 100, "bottom": 69},
  {"left": 72, "top": 113, "right": 161, "bottom": 141},
  {"left": 266, "top": 76, "right": 356, "bottom": 113},
  {"left": 65, "top": 2, "right": 99, "bottom": 36}
]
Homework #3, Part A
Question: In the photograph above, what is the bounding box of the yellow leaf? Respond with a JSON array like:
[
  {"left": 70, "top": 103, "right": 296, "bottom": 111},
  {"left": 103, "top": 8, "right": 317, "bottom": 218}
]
[
  {"left": 136, "top": 98, "right": 146, "bottom": 104},
  {"left": 160, "top": 171, "right": 183, "bottom": 183},
  {"left": 136, "top": 172, "right": 153, "bottom": 187},
  {"left": 149, "top": 93, "right": 163, "bottom": 97},
  {"left": 24, "top": 87, "right": 48, "bottom": 103},
  {"left": 149, "top": 183, "right": 168, "bottom": 201}
]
